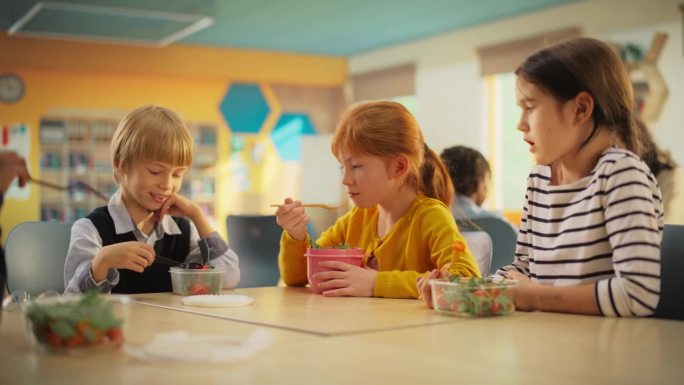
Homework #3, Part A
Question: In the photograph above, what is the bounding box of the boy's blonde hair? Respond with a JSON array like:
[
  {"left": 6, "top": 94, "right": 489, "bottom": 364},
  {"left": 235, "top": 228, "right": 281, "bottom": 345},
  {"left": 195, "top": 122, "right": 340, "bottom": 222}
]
[{"left": 111, "top": 105, "right": 194, "bottom": 181}]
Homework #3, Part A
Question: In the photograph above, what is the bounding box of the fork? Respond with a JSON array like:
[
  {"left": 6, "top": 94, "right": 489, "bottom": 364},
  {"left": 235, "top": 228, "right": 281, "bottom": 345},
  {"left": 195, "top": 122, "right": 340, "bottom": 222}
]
[
  {"left": 154, "top": 255, "right": 206, "bottom": 269},
  {"left": 269, "top": 203, "right": 342, "bottom": 211},
  {"left": 29, "top": 178, "right": 109, "bottom": 201}
]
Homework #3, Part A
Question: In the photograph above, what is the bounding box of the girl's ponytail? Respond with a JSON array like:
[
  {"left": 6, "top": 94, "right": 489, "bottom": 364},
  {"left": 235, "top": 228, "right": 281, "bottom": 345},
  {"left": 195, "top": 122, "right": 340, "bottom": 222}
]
[{"left": 420, "top": 145, "right": 454, "bottom": 206}]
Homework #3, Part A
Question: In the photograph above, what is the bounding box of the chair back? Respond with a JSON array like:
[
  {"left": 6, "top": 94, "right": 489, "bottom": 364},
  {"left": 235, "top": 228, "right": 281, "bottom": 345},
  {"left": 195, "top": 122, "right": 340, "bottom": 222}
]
[
  {"left": 654, "top": 224, "right": 684, "bottom": 320},
  {"left": 5, "top": 221, "right": 73, "bottom": 296},
  {"left": 457, "top": 217, "right": 517, "bottom": 273},
  {"left": 226, "top": 215, "right": 281, "bottom": 288},
  {"left": 461, "top": 231, "right": 493, "bottom": 276}
]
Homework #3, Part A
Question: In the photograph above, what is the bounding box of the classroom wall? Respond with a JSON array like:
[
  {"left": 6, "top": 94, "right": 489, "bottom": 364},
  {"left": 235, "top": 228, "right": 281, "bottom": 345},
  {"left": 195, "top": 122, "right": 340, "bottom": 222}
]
[
  {"left": 349, "top": 0, "right": 683, "bottom": 162},
  {"left": 349, "top": 0, "right": 684, "bottom": 216},
  {"left": 0, "top": 34, "right": 346, "bottom": 242}
]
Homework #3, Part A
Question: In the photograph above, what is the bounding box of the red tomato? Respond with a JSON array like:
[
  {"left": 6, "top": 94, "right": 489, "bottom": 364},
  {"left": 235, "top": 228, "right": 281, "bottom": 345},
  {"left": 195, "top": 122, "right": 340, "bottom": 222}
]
[
  {"left": 490, "top": 303, "right": 501, "bottom": 314},
  {"left": 64, "top": 334, "right": 86, "bottom": 347},
  {"left": 188, "top": 283, "right": 210, "bottom": 295},
  {"left": 106, "top": 327, "right": 125, "bottom": 346},
  {"left": 43, "top": 330, "right": 62, "bottom": 347}
]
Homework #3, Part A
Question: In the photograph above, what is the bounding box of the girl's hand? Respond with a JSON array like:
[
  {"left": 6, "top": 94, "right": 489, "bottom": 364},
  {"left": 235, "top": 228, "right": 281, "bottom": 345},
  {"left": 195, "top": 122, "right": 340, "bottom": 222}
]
[
  {"left": 91, "top": 241, "right": 155, "bottom": 281},
  {"left": 315, "top": 261, "right": 378, "bottom": 297},
  {"left": 417, "top": 269, "right": 448, "bottom": 308},
  {"left": 505, "top": 271, "right": 537, "bottom": 311},
  {"left": 274, "top": 198, "right": 308, "bottom": 241}
]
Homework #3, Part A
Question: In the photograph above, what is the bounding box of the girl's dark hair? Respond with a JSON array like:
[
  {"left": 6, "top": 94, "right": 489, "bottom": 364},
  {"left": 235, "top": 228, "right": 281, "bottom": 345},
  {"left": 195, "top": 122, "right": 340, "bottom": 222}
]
[
  {"left": 331, "top": 101, "right": 454, "bottom": 205},
  {"left": 440, "top": 146, "right": 490, "bottom": 196},
  {"left": 636, "top": 119, "right": 677, "bottom": 176},
  {"left": 516, "top": 37, "right": 642, "bottom": 156}
]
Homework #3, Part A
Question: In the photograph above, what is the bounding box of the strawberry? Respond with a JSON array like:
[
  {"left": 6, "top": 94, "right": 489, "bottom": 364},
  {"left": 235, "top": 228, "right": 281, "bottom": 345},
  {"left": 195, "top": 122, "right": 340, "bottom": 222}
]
[{"left": 188, "top": 283, "right": 210, "bottom": 295}]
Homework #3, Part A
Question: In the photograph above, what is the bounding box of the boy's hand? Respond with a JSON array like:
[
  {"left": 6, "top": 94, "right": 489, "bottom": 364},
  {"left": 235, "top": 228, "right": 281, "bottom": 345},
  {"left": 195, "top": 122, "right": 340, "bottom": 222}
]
[
  {"left": 0, "top": 151, "right": 30, "bottom": 195},
  {"left": 155, "top": 193, "right": 213, "bottom": 238},
  {"left": 274, "top": 198, "right": 308, "bottom": 241},
  {"left": 91, "top": 241, "right": 155, "bottom": 281},
  {"left": 156, "top": 193, "right": 200, "bottom": 220}
]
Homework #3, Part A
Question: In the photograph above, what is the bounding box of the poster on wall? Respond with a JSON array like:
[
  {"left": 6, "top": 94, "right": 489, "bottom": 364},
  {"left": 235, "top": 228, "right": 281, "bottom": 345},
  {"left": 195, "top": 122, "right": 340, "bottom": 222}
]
[{"left": 1, "top": 123, "right": 31, "bottom": 200}]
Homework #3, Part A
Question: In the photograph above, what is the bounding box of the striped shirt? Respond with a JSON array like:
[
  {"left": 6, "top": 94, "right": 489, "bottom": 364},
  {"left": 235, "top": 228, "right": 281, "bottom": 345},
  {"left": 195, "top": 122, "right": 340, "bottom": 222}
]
[{"left": 496, "top": 148, "right": 664, "bottom": 317}]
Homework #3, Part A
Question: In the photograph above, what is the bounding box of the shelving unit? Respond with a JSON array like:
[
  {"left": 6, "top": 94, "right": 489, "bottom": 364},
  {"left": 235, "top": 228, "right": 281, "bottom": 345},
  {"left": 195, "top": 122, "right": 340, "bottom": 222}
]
[
  {"left": 39, "top": 117, "right": 218, "bottom": 222},
  {"left": 625, "top": 32, "right": 669, "bottom": 123}
]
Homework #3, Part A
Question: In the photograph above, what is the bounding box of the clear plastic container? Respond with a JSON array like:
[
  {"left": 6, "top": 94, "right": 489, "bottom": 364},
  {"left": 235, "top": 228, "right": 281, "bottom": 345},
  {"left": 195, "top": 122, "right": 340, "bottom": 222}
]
[
  {"left": 305, "top": 248, "right": 364, "bottom": 294},
  {"left": 429, "top": 277, "right": 517, "bottom": 317},
  {"left": 169, "top": 267, "right": 224, "bottom": 296},
  {"left": 22, "top": 293, "right": 132, "bottom": 353}
]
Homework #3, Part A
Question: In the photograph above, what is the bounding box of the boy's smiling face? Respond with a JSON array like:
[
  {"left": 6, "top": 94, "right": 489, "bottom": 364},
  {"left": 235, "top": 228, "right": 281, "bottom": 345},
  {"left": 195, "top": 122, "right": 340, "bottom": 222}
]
[{"left": 117, "top": 159, "right": 187, "bottom": 216}]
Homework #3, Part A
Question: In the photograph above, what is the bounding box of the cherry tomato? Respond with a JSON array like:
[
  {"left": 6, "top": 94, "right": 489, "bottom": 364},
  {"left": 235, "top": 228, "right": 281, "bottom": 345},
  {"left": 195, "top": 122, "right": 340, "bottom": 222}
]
[
  {"left": 43, "top": 330, "right": 62, "bottom": 347},
  {"left": 106, "top": 327, "right": 125, "bottom": 346},
  {"left": 64, "top": 334, "right": 86, "bottom": 347}
]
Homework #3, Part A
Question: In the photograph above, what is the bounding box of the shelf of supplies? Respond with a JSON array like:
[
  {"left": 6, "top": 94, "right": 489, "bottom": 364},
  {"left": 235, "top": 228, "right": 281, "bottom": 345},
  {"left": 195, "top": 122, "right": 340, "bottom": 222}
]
[{"left": 40, "top": 117, "right": 218, "bottom": 221}]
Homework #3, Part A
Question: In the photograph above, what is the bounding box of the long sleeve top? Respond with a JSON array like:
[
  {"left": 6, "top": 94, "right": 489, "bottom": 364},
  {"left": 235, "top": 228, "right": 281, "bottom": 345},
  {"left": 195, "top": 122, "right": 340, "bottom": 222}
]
[
  {"left": 64, "top": 190, "right": 240, "bottom": 294},
  {"left": 496, "top": 148, "right": 664, "bottom": 317},
  {"left": 279, "top": 194, "right": 481, "bottom": 298}
]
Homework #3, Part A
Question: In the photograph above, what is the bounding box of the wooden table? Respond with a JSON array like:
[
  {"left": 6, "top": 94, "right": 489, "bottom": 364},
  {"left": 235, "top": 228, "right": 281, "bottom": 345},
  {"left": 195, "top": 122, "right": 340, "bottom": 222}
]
[
  {"left": 1, "top": 287, "right": 683, "bottom": 385},
  {"left": 135, "top": 286, "right": 459, "bottom": 336}
]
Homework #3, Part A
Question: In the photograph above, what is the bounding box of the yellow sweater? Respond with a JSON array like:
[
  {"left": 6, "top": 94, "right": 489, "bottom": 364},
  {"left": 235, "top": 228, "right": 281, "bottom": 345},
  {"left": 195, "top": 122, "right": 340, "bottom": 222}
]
[{"left": 278, "top": 195, "right": 481, "bottom": 298}]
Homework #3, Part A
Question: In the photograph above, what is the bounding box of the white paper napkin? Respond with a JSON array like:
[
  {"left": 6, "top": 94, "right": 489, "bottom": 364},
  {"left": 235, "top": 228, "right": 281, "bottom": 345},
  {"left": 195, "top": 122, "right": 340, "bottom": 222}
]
[
  {"left": 125, "top": 329, "right": 273, "bottom": 363},
  {"left": 181, "top": 294, "right": 254, "bottom": 307}
]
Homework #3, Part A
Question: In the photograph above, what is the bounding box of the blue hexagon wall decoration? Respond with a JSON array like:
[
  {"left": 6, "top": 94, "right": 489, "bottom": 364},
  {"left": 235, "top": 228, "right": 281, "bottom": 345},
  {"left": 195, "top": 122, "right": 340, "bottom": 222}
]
[
  {"left": 270, "top": 113, "right": 316, "bottom": 162},
  {"left": 220, "top": 83, "right": 270, "bottom": 134}
]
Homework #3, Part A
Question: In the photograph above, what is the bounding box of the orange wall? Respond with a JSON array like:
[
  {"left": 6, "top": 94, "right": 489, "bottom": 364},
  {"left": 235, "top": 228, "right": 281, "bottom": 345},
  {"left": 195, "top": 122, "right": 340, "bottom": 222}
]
[{"left": 0, "top": 34, "right": 347, "bottom": 241}]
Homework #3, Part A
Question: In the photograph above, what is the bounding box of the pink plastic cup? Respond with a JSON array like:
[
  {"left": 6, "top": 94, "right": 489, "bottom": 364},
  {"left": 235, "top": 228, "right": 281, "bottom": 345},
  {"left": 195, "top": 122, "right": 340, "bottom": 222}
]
[{"left": 305, "top": 248, "right": 365, "bottom": 294}]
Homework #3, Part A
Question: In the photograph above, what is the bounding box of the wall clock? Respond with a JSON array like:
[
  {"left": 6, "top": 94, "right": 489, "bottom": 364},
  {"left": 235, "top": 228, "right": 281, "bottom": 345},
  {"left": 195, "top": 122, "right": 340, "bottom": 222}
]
[{"left": 0, "top": 73, "right": 25, "bottom": 103}]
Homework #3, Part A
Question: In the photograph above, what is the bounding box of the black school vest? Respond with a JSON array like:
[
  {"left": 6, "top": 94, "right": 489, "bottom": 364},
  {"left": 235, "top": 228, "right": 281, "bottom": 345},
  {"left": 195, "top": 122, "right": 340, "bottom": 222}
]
[{"left": 86, "top": 206, "right": 190, "bottom": 294}]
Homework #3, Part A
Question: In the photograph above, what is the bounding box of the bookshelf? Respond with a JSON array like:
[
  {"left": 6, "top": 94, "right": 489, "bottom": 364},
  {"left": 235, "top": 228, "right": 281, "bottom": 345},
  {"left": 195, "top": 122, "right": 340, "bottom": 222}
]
[{"left": 39, "top": 117, "right": 217, "bottom": 222}]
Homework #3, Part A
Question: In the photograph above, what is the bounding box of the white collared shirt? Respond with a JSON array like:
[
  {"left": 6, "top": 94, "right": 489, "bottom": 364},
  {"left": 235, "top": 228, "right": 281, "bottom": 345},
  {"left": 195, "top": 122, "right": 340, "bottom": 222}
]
[{"left": 64, "top": 190, "right": 240, "bottom": 294}]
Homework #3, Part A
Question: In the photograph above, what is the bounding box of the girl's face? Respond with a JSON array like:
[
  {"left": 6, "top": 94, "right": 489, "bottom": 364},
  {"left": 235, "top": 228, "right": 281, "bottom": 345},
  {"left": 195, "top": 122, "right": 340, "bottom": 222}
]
[
  {"left": 337, "top": 146, "right": 406, "bottom": 209},
  {"left": 515, "top": 76, "right": 588, "bottom": 166},
  {"left": 117, "top": 159, "right": 187, "bottom": 215}
]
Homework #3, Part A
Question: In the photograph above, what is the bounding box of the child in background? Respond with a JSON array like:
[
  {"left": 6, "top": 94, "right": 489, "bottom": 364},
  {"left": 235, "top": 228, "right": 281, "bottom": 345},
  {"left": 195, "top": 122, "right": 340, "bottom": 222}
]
[
  {"left": 64, "top": 105, "right": 239, "bottom": 294},
  {"left": 421, "top": 38, "right": 663, "bottom": 317},
  {"left": 440, "top": 145, "right": 515, "bottom": 228},
  {"left": 275, "top": 101, "right": 480, "bottom": 299},
  {"left": 0, "top": 152, "right": 30, "bottom": 307}
]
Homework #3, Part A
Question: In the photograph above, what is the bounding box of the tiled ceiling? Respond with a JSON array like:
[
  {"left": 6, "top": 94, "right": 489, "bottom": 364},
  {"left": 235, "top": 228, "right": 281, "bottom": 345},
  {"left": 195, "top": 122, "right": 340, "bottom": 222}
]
[{"left": 0, "top": 0, "right": 578, "bottom": 56}]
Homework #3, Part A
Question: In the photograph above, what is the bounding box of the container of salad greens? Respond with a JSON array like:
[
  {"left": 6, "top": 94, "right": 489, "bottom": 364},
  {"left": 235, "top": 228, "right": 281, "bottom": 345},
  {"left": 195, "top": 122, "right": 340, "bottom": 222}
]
[
  {"left": 22, "top": 291, "right": 131, "bottom": 353},
  {"left": 429, "top": 276, "right": 517, "bottom": 317}
]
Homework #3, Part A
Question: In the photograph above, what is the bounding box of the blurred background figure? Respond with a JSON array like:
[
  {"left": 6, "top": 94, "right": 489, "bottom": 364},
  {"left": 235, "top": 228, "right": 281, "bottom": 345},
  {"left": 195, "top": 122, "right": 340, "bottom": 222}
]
[
  {"left": 637, "top": 120, "right": 682, "bottom": 224},
  {"left": 0, "top": 151, "right": 30, "bottom": 306},
  {"left": 440, "top": 145, "right": 513, "bottom": 225}
]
